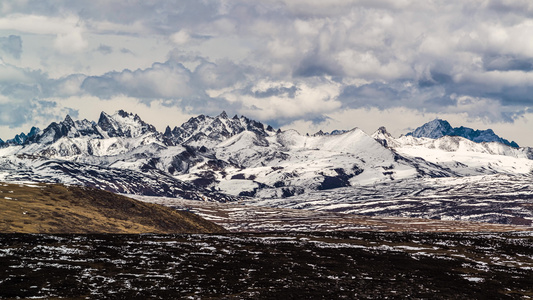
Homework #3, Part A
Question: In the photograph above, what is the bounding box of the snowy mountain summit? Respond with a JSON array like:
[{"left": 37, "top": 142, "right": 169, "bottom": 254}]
[
  {"left": 406, "top": 119, "right": 519, "bottom": 147},
  {"left": 163, "top": 111, "right": 276, "bottom": 147}
]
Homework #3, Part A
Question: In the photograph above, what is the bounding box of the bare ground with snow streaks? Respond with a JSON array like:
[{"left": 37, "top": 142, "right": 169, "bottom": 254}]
[{"left": 1, "top": 232, "right": 532, "bottom": 299}]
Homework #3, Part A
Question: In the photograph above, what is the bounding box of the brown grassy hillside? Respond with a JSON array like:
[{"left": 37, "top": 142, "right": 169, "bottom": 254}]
[{"left": 0, "top": 182, "right": 226, "bottom": 234}]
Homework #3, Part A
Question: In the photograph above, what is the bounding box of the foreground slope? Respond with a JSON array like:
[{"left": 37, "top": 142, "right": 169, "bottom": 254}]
[{"left": 0, "top": 182, "right": 226, "bottom": 234}]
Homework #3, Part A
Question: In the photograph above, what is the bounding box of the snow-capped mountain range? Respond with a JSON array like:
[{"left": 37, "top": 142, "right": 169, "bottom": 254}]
[
  {"left": 1, "top": 110, "right": 532, "bottom": 225},
  {"left": 405, "top": 118, "right": 519, "bottom": 147}
]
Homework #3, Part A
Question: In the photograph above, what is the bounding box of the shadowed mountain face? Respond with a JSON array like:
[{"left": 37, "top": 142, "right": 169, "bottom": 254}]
[
  {"left": 0, "top": 182, "right": 226, "bottom": 234},
  {"left": 406, "top": 119, "right": 519, "bottom": 147}
]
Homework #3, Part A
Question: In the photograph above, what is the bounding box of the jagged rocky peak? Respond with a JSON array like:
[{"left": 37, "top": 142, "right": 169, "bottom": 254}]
[
  {"left": 218, "top": 111, "right": 229, "bottom": 119},
  {"left": 31, "top": 122, "right": 60, "bottom": 144},
  {"left": 1, "top": 110, "right": 275, "bottom": 149},
  {"left": 63, "top": 114, "right": 75, "bottom": 126},
  {"left": 374, "top": 126, "right": 390, "bottom": 135},
  {"left": 407, "top": 119, "right": 519, "bottom": 147},
  {"left": 32, "top": 117, "right": 78, "bottom": 144},
  {"left": 31, "top": 114, "right": 100, "bottom": 144},
  {"left": 7, "top": 132, "right": 27, "bottom": 145},
  {"left": 7, "top": 110, "right": 158, "bottom": 145},
  {"left": 117, "top": 109, "right": 148, "bottom": 126},
  {"left": 314, "top": 130, "right": 325, "bottom": 136},
  {"left": 62, "top": 119, "right": 76, "bottom": 136},
  {"left": 117, "top": 109, "right": 130, "bottom": 118},
  {"left": 162, "top": 125, "right": 176, "bottom": 145},
  {"left": 97, "top": 111, "right": 118, "bottom": 134},
  {"left": 1, "top": 126, "right": 42, "bottom": 146},
  {"left": 59, "top": 115, "right": 84, "bottom": 139},
  {"left": 7, "top": 133, "right": 27, "bottom": 145},
  {"left": 313, "top": 129, "right": 350, "bottom": 136},
  {"left": 98, "top": 110, "right": 157, "bottom": 138},
  {"left": 329, "top": 129, "right": 349, "bottom": 135},
  {"left": 166, "top": 111, "right": 276, "bottom": 146},
  {"left": 238, "top": 115, "right": 265, "bottom": 133},
  {"left": 75, "top": 119, "right": 98, "bottom": 136},
  {"left": 28, "top": 126, "right": 41, "bottom": 137},
  {"left": 372, "top": 127, "right": 398, "bottom": 148},
  {"left": 6, "top": 110, "right": 161, "bottom": 146},
  {"left": 406, "top": 119, "right": 453, "bottom": 139},
  {"left": 163, "top": 125, "right": 172, "bottom": 137}
]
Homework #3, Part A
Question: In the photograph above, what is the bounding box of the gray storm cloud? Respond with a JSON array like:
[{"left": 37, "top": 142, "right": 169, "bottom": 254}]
[
  {"left": 0, "top": 0, "right": 532, "bottom": 142},
  {"left": 0, "top": 35, "right": 22, "bottom": 59}
]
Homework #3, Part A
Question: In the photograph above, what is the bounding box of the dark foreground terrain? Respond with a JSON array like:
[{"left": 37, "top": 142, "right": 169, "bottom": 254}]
[{"left": 1, "top": 232, "right": 532, "bottom": 299}]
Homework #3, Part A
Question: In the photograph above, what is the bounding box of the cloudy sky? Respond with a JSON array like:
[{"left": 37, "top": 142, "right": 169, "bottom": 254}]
[{"left": 1, "top": 0, "right": 533, "bottom": 146}]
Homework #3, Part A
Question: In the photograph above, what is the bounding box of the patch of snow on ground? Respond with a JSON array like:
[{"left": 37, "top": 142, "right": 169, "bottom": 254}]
[{"left": 217, "top": 180, "right": 259, "bottom": 196}]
